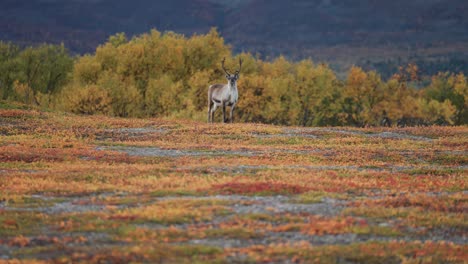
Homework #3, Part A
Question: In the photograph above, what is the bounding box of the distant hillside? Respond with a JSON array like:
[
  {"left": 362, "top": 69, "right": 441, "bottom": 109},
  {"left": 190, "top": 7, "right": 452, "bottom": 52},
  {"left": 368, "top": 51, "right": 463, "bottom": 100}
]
[
  {"left": 224, "top": 0, "right": 468, "bottom": 76},
  {"left": 1, "top": 0, "right": 467, "bottom": 77},
  {"left": 0, "top": 0, "right": 224, "bottom": 52}
]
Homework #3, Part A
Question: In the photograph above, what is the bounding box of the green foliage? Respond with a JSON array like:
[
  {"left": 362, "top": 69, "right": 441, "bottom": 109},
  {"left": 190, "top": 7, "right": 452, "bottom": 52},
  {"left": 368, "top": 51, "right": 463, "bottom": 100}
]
[
  {"left": 0, "top": 31, "right": 466, "bottom": 126},
  {"left": 425, "top": 72, "right": 467, "bottom": 125},
  {"left": 0, "top": 42, "right": 21, "bottom": 100},
  {"left": 0, "top": 42, "right": 73, "bottom": 106}
]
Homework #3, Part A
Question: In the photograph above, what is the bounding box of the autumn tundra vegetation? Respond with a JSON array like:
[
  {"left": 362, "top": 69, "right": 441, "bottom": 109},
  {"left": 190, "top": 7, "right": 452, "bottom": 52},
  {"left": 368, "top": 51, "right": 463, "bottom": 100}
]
[
  {"left": 0, "top": 104, "right": 466, "bottom": 262},
  {"left": 0, "top": 28, "right": 467, "bottom": 263}
]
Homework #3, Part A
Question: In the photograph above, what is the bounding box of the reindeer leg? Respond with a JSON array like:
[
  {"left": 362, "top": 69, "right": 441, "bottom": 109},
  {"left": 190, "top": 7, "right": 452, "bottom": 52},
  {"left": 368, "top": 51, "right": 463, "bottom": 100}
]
[
  {"left": 230, "top": 104, "right": 236, "bottom": 123},
  {"left": 222, "top": 102, "right": 227, "bottom": 123},
  {"left": 211, "top": 104, "right": 217, "bottom": 123},
  {"left": 208, "top": 102, "right": 213, "bottom": 123}
]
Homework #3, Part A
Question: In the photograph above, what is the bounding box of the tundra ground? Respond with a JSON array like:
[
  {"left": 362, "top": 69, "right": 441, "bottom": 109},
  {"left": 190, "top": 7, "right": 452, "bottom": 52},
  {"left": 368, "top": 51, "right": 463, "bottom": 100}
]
[{"left": 0, "top": 106, "right": 466, "bottom": 263}]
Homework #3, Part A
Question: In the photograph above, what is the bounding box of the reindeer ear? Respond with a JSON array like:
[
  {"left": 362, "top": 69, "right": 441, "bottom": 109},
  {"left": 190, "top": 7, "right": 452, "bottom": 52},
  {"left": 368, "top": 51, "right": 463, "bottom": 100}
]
[{"left": 226, "top": 74, "right": 230, "bottom": 79}]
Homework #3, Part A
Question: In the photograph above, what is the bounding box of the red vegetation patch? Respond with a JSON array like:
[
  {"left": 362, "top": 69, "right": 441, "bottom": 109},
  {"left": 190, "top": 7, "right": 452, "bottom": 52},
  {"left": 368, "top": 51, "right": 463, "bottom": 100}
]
[
  {"left": 0, "top": 148, "right": 65, "bottom": 163},
  {"left": 2, "top": 219, "right": 19, "bottom": 230},
  {"left": 211, "top": 182, "right": 309, "bottom": 195},
  {"left": 0, "top": 146, "right": 132, "bottom": 163}
]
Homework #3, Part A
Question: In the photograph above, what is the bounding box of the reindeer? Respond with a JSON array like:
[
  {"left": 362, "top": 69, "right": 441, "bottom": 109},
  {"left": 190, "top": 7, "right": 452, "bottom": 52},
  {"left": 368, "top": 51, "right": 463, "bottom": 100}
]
[{"left": 208, "top": 57, "right": 242, "bottom": 123}]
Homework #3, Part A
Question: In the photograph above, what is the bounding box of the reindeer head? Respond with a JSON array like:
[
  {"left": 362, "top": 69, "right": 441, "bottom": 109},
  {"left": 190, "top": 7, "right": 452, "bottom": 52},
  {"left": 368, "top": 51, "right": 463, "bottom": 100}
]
[{"left": 222, "top": 57, "right": 243, "bottom": 86}]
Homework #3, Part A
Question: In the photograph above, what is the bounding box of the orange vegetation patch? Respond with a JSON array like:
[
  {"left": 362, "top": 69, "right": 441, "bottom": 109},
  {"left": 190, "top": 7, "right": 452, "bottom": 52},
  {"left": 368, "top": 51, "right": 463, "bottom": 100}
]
[
  {"left": 351, "top": 193, "right": 467, "bottom": 213},
  {"left": 210, "top": 182, "right": 310, "bottom": 195},
  {"left": 0, "top": 109, "right": 40, "bottom": 118},
  {"left": 300, "top": 216, "right": 367, "bottom": 235},
  {"left": 0, "top": 235, "right": 87, "bottom": 248},
  {"left": 231, "top": 240, "right": 468, "bottom": 263}
]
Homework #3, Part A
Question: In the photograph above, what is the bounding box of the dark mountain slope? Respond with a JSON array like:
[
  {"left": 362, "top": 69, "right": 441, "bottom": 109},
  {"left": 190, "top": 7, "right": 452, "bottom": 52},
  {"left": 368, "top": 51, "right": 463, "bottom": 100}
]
[
  {"left": 0, "top": 0, "right": 223, "bottom": 52},
  {"left": 1, "top": 0, "right": 467, "bottom": 75},
  {"left": 223, "top": 0, "right": 468, "bottom": 75},
  {"left": 225, "top": 0, "right": 468, "bottom": 50}
]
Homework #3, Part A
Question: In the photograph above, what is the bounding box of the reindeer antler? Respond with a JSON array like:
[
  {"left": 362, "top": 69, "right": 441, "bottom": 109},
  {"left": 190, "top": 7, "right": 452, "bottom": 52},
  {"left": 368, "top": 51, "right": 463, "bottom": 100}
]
[
  {"left": 221, "top": 57, "right": 232, "bottom": 75},
  {"left": 235, "top": 58, "right": 243, "bottom": 75}
]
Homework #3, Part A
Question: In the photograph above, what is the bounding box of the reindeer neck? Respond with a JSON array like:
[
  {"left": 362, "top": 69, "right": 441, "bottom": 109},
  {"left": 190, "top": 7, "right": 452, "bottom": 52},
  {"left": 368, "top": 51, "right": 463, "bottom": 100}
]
[{"left": 227, "top": 82, "right": 237, "bottom": 91}]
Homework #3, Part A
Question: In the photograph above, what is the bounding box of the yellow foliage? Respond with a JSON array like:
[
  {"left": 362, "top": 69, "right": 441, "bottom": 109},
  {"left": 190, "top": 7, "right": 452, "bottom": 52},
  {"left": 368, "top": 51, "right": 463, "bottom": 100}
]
[
  {"left": 189, "top": 70, "right": 215, "bottom": 112},
  {"left": 13, "top": 80, "right": 37, "bottom": 105},
  {"left": 145, "top": 75, "right": 183, "bottom": 117},
  {"left": 95, "top": 43, "right": 119, "bottom": 72},
  {"left": 417, "top": 99, "right": 456, "bottom": 124},
  {"left": 6, "top": 28, "right": 463, "bottom": 126},
  {"left": 63, "top": 84, "right": 112, "bottom": 115},
  {"left": 451, "top": 73, "right": 468, "bottom": 106},
  {"left": 73, "top": 55, "right": 101, "bottom": 85}
]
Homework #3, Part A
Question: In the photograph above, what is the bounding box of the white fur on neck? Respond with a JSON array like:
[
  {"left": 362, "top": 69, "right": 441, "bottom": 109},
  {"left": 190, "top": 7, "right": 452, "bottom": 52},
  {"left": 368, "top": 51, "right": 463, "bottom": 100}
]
[{"left": 228, "top": 82, "right": 238, "bottom": 104}]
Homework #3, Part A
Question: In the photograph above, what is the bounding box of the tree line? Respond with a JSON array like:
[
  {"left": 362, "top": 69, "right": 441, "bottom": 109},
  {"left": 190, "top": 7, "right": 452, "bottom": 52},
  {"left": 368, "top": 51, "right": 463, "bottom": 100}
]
[{"left": 1, "top": 29, "right": 467, "bottom": 126}]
